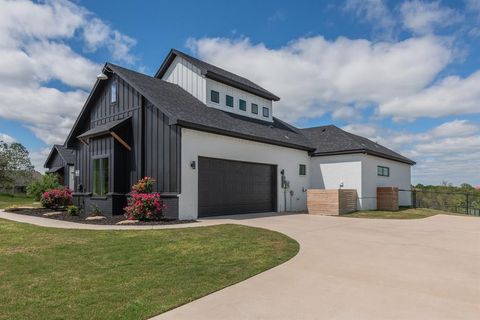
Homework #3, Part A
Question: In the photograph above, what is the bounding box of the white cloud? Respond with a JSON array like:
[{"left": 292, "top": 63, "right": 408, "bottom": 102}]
[
  {"left": 378, "top": 71, "right": 480, "bottom": 120},
  {"left": 332, "top": 106, "right": 360, "bottom": 120},
  {"left": 29, "top": 147, "right": 51, "bottom": 173},
  {"left": 0, "top": 0, "right": 137, "bottom": 147},
  {"left": 189, "top": 36, "right": 452, "bottom": 122},
  {"left": 340, "top": 120, "right": 480, "bottom": 185},
  {"left": 400, "top": 1, "right": 462, "bottom": 35},
  {"left": 344, "top": 0, "right": 396, "bottom": 39},
  {"left": 0, "top": 133, "right": 16, "bottom": 143},
  {"left": 83, "top": 18, "right": 137, "bottom": 64}
]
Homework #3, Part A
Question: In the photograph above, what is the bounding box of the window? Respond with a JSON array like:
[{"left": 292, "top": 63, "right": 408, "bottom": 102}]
[
  {"left": 299, "top": 164, "right": 306, "bottom": 176},
  {"left": 226, "top": 95, "right": 234, "bottom": 107},
  {"left": 262, "top": 107, "right": 269, "bottom": 117},
  {"left": 210, "top": 90, "right": 219, "bottom": 103},
  {"left": 110, "top": 81, "right": 117, "bottom": 103},
  {"left": 251, "top": 103, "right": 258, "bottom": 114},
  {"left": 93, "top": 157, "right": 109, "bottom": 196},
  {"left": 377, "top": 166, "right": 390, "bottom": 177},
  {"left": 239, "top": 99, "right": 246, "bottom": 111}
]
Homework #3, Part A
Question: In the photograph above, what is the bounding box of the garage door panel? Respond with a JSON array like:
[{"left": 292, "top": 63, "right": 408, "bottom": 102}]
[{"left": 198, "top": 157, "right": 275, "bottom": 217}]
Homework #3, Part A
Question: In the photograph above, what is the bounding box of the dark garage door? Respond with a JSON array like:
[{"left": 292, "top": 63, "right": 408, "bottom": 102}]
[{"left": 198, "top": 157, "right": 276, "bottom": 217}]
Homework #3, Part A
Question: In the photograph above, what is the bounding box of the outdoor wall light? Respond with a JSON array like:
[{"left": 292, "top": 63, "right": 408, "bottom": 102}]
[
  {"left": 96, "top": 72, "right": 108, "bottom": 80},
  {"left": 190, "top": 160, "right": 196, "bottom": 169}
]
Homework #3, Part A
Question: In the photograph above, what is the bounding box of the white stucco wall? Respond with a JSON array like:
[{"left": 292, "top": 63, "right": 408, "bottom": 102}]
[
  {"left": 310, "top": 153, "right": 412, "bottom": 210},
  {"left": 361, "top": 154, "right": 412, "bottom": 209},
  {"left": 205, "top": 78, "right": 274, "bottom": 122},
  {"left": 179, "top": 128, "right": 309, "bottom": 219},
  {"left": 162, "top": 56, "right": 207, "bottom": 103},
  {"left": 309, "top": 154, "right": 364, "bottom": 208}
]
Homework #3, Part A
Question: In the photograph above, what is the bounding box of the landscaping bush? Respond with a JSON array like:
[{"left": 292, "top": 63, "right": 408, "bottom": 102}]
[
  {"left": 67, "top": 205, "right": 79, "bottom": 216},
  {"left": 124, "top": 192, "right": 164, "bottom": 220},
  {"left": 41, "top": 188, "right": 72, "bottom": 209},
  {"left": 90, "top": 204, "right": 102, "bottom": 216},
  {"left": 131, "top": 176, "right": 154, "bottom": 193},
  {"left": 124, "top": 177, "right": 164, "bottom": 220},
  {"left": 27, "top": 174, "right": 60, "bottom": 201}
]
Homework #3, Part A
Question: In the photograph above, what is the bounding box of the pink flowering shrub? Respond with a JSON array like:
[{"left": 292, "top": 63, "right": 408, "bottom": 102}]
[
  {"left": 131, "top": 176, "right": 154, "bottom": 193},
  {"left": 124, "top": 192, "right": 164, "bottom": 220},
  {"left": 41, "top": 188, "right": 73, "bottom": 209},
  {"left": 124, "top": 177, "right": 164, "bottom": 220}
]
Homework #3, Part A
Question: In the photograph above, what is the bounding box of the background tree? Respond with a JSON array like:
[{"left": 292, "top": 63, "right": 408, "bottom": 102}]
[
  {"left": 27, "top": 174, "right": 60, "bottom": 201},
  {"left": 0, "top": 141, "right": 34, "bottom": 192}
]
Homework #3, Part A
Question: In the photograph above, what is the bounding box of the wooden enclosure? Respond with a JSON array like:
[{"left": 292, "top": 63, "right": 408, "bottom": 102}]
[
  {"left": 377, "top": 187, "right": 399, "bottom": 211},
  {"left": 307, "top": 189, "right": 357, "bottom": 215}
]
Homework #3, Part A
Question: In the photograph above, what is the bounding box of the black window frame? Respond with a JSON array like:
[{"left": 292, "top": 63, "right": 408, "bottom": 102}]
[
  {"left": 299, "top": 164, "right": 306, "bottom": 176},
  {"left": 210, "top": 90, "right": 220, "bottom": 104},
  {"left": 110, "top": 80, "right": 117, "bottom": 104},
  {"left": 92, "top": 156, "right": 109, "bottom": 197},
  {"left": 262, "top": 107, "right": 269, "bottom": 117},
  {"left": 251, "top": 103, "right": 258, "bottom": 114},
  {"left": 239, "top": 99, "right": 247, "bottom": 111},
  {"left": 226, "top": 95, "right": 234, "bottom": 107},
  {"left": 377, "top": 165, "right": 390, "bottom": 177}
]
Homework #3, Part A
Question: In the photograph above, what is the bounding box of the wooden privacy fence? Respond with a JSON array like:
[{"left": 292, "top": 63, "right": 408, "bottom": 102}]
[
  {"left": 377, "top": 187, "right": 399, "bottom": 211},
  {"left": 307, "top": 189, "right": 357, "bottom": 215}
]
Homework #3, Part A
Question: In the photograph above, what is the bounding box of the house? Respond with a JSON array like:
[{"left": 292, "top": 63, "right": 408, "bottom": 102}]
[
  {"left": 47, "top": 49, "right": 415, "bottom": 219},
  {"left": 44, "top": 144, "right": 76, "bottom": 189}
]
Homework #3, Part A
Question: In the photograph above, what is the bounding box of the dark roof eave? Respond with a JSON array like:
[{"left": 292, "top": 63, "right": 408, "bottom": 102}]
[
  {"left": 177, "top": 120, "right": 314, "bottom": 152},
  {"left": 205, "top": 71, "right": 280, "bottom": 101},
  {"left": 312, "top": 149, "right": 416, "bottom": 165}
]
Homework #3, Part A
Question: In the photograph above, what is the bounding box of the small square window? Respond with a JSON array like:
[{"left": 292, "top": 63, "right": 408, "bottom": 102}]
[
  {"left": 211, "top": 90, "right": 219, "bottom": 103},
  {"left": 299, "top": 164, "right": 306, "bottom": 176},
  {"left": 262, "top": 107, "right": 269, "bottom": 117},
  {"left": 377, "top": 166, "right": 390, "bottom": 177},
  {"left": 226, "top": 95, "right": 234, "bottom": 107},
  {"left": 251, "top": 103, "right": 258, "bottom": 114},
  {"left": 239, "top": 99, "right": 246, "bottom": 111},
  {"left": 110, "top": 82, "right": 117, "bottom": 103}
]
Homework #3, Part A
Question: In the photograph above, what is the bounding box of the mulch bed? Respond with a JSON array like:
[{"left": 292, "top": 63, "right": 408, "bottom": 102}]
[{"left": 4, "top": 207, "right": 196, "bottom": 226}]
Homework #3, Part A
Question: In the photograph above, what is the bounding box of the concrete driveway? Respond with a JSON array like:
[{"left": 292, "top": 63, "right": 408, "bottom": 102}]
[{"left": 154, "top": 213, "right": 480, "bottom": 320}]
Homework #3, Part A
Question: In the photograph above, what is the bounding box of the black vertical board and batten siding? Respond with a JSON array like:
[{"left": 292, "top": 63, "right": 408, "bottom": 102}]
[
  {"left": 72, "top": 73, "right": 181, "bottom": 215},
  {"left": 143, "top": 101, "right": 181, "bottom": 193}
]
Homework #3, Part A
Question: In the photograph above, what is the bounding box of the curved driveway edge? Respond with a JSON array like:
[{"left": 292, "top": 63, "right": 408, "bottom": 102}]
[
  {"left": 153, "top": 213, "right": 480, "bottom": 320},
  {"left": 2, "top": 210, "right": 479, "bottom": 319}
]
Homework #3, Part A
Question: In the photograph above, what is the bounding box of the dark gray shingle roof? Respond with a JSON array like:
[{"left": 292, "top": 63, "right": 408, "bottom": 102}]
[
  {"left": 155, "top": 49, "right": 280, "bottom": 101},
  {"left": 108, "top": 63, "right": 312, "bottom": 151},
  {"left": 54, "top": 145, "right": 76, "bottom": 165},
  {"left": 77, "top": 117, "right": 131, "bottom": 139},
  {"left": 301, "top": 125, "right": 415, "bottom": 165}
]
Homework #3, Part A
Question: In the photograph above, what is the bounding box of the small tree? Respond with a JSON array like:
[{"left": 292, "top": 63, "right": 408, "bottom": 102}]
[
  {"left": 27, "top": 174, "right": 61, "bottom": 201},
  {"left": 0, "top": 142, "right": 34, "bottom": 192}
]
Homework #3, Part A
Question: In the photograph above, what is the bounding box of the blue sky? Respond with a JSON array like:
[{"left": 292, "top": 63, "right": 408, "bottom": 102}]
[{"left": 0, "top": 0, "right": 479, "bottom": 186}]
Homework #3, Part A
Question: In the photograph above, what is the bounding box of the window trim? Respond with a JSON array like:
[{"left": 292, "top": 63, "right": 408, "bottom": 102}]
[
  {"left": 239, "top": 99, "right": 247, "bottom": 111},
  {"left": 251, "top": 103, "right": 258, "bottom": 114},
  {"left": 92, "top": 155, "right": 109, "bottom": 197},
  {"left": 262, "top": 107, "right": 269, "bottom": 117},
  {"left": 210, "top": 90, "right": 220, "bottom": 104},
  {"left": 377, "top": 165, "right": 390, "bottom": 177},
  {"left": 110, "top": 81, "right": 117, "bottom": 104},
  {"left": 226, "top": 95, "right": 234, "bottom": 107},
  {"left": 299, "top": 164, "right": 306, "bottom": 176}
]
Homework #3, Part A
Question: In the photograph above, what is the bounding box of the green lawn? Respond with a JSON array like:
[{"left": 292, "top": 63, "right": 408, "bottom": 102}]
[
  {"left": 0, "top": 193, "right": 39, "bottom": 209},
  {"left": 0, "top": 219, "right": 299, "bottom": 320},
  {"left": 344, "top": 208, "right": 452, "bottom": 219}
]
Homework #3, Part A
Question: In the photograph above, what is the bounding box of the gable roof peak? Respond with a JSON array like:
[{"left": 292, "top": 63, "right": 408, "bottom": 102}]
[{"left": 155, "top": 48, "right": 280, "bottom": 101}]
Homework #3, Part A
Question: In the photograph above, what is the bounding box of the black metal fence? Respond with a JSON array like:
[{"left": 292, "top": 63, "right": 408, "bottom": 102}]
[{"left": 412, "top": 189, "right": 480, "bottom": 216}]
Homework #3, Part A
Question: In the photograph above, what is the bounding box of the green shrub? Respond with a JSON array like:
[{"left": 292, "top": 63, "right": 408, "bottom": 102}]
[
  {"left": 67, "top": 205, "right": 79, "bottom": 216},
  {"left": 27, "top": 174, "right": 60, "bottom": 201},
  {"left": 90, "top": 204, "right": 102, "bottom": 216}
]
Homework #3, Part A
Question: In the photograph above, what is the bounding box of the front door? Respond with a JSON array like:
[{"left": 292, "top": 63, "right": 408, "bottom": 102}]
[{"left": 68, "top": 166, "right": 75, "bottom": 191}]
